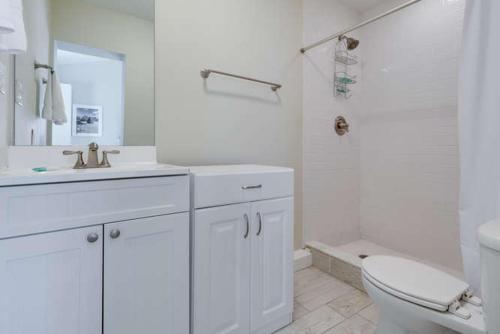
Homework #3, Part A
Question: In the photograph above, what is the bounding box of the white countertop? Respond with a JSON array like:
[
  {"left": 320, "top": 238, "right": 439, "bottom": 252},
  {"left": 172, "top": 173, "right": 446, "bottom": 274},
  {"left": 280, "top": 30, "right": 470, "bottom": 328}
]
[{"left": 0, "top": 163, "right": 189, "bottom": 187}]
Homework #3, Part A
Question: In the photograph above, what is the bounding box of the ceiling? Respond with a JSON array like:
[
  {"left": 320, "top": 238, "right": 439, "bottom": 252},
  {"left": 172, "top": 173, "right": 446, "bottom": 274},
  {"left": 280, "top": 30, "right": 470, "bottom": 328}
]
[
  {"left": 337, "top": 0, "right": 404, "bottom": 13},
  {"left": 81, "top": 0, "right": 154, "bottom": 21},
  {"left": 57, "top": 49, "right": 115, "bottom": 66}
]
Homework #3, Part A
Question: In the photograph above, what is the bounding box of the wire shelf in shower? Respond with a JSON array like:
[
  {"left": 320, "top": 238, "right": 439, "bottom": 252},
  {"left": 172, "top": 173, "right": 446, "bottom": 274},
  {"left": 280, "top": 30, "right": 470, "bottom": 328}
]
[
  {"left": 334, "top": 72, "right": 357, "bottom": 85},
  {"left": 335, "top": 50, "right": 358, "bottom": 65}
]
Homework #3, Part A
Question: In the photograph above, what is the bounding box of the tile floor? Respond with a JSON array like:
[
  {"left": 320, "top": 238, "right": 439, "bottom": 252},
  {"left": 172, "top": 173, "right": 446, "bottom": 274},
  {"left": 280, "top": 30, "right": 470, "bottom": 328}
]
[{"left": 278, "top": 266, "right": 379, "bottom": 334}]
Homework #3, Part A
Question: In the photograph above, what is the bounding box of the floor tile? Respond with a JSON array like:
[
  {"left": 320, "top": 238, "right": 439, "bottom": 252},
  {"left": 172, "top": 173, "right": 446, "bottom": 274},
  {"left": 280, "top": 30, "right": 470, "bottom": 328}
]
[
  {"left": 296, "top": 277, "right": 355, "bottom": 311},
  {"left": 323, "top": 315, "right": 376, "bottom": 334},
  {"left": 288, "top": 305, "right": 345, "bottom": 334},
  {"left": 293, "top": 302, "right": 310, "bottom": 320},
  {"left": 358, "top": 304, "right": 379, "bottom": 325},
  {"left": 327, "top": 290, "right": 372, "bottom": 318}
]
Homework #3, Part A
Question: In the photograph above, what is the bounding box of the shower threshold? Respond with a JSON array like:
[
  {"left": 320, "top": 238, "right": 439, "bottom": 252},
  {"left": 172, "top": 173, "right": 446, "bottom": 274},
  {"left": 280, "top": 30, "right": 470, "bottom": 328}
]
[{"left": 305, "top": 239, "right": 463, "bottom": 291}]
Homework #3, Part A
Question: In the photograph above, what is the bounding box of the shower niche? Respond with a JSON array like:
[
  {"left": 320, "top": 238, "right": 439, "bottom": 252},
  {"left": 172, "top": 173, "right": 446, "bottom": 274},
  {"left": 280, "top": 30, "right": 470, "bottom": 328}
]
[{"left": 334, "top": 35, "right": 358, "bottom": 98}]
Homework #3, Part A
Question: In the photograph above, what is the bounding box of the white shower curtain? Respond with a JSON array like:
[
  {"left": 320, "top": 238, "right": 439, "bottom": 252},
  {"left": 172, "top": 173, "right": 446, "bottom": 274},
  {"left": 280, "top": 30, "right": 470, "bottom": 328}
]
[{"left": 459, "top": 0, "right": 500, "bottom": 293}]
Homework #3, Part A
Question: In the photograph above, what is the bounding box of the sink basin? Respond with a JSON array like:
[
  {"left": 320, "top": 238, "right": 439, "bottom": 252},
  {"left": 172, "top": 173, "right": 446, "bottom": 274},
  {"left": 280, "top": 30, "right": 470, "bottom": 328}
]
[{"left": 0, "top": 163, "right": 189, "bottom": 187}]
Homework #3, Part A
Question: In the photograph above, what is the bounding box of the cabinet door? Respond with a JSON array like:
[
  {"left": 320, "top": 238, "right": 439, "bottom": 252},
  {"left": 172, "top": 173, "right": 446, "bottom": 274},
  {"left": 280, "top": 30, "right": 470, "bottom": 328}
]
[
  {"left": 193, "top": 203, "right": 251, "bottom": 334},
  {"left": 104, "top": 213, "right": 189, "bottom": 334},
  {"left": 250, "top": 198, "right": 294, "bottom": 332},
  {"left": 0, "top": 226, "right": 103, "bottom": 334}
]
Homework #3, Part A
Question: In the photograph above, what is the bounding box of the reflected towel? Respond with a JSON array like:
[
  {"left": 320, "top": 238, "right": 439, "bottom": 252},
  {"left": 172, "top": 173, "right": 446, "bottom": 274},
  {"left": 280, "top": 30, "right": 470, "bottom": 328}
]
[
  {"left": 0, "top": 0, "right": 14, "bottom": 34},
  {"left": 0, "top": 0, "right": 26, "bottom": 54},
  {"left": 42, "top": 72, "right": 67, "bottom": 125}
]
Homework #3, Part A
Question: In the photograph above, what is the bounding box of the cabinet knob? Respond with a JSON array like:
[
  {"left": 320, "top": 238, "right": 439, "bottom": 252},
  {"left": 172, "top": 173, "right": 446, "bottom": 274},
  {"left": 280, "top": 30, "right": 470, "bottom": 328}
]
[
  {"left": 87, "top": 233, "right": 99, "bottom": 243},
  {"left": 110, "top": 229, "right": 121, "bottom": 239}
]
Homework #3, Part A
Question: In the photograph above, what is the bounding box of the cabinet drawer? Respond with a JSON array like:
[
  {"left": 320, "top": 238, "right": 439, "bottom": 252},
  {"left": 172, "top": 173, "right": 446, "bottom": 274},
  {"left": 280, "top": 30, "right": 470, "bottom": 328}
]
[
  {"left": 191, "top": 166, "right": 293, "bottom": 208},
  {"left": 0, "top": 176, "right": 189, "bottom": 239}
]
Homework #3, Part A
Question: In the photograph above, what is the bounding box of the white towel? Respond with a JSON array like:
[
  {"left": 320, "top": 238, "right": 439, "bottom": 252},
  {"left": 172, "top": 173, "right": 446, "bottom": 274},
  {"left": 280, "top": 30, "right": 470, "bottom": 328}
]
[
  {"left": 0, "top": 0, "right": 26, "bottom": 54},
  {"left": 42, "top": 72, "right": 67, "bottom": 125},
  {"left": 0, "top": 0, "right": 14, "bottom": 34}
]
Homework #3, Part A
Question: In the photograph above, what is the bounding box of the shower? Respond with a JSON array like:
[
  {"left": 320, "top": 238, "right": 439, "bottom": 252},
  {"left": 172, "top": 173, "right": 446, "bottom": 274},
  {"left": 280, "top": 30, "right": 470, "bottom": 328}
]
[{"left": 339, "top": 35, "right": 359, "bottom": 50}]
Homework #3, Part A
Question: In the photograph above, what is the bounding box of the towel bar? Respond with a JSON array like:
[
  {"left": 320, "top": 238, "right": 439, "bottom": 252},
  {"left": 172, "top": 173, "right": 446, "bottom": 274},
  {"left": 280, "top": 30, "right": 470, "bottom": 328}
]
[{"left": 200, "top": 69, "right": 281, "bottom": 92}]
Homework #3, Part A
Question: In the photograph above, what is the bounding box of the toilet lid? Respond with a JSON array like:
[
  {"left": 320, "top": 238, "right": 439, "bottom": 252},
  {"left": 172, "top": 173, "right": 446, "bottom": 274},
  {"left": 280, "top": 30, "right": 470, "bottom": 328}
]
[{"left": 362, "top": 256, "right": 469, "bottom": 312}]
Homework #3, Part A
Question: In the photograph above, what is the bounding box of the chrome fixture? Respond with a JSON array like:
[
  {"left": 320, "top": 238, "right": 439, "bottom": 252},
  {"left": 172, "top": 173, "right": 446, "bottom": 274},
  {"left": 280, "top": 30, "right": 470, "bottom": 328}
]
[
  {"left": 34, "top": 62, "right": 54, "bottom": 73},
  {"left": 87, "top": 233, "right": 99, "bottom": 243},
  {"left": 63, "top": 150, "right": 85, "bottom": 169},
  {"left": 335, "top": 116, "right": 350, "bottom": 136},
  {"left": 64, "top": 143, "right": 121, "bottom": 169},
  {"left": 100, "top": 150, "right": 121, "bottom": 168},
  {"left": 241, "top": 184, "right": 263, "bottom": 190},
  {"left": 86, "top": 142, "right": 100, "bottom": 168},
  {"left": 110, "top": 229, "right": 121, "bottom": 239},
  {"left": 243, "top": 214, "right": 250, "bottom": 239},
  {"left": 339, "top": 36, "right": 359, "bottom": 50},
  {"left": 201, "top": 69, "right": 282, "bottom": 92},
  {"left": 300, "top": 0, "right": 422, "bottom": 53}
]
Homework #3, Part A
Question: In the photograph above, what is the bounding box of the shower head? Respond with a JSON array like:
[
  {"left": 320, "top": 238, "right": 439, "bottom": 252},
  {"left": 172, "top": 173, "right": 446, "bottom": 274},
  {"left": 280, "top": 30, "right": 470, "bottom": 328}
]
[{"left": 339, "top": 35, "right": 360, "bottom": 50}]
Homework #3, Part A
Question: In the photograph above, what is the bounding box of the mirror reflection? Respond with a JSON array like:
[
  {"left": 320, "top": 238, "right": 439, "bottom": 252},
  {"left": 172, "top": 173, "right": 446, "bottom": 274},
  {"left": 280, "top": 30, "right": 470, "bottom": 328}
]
[{"left": 13, "top": 0, "right": 155, "bottom": 146}]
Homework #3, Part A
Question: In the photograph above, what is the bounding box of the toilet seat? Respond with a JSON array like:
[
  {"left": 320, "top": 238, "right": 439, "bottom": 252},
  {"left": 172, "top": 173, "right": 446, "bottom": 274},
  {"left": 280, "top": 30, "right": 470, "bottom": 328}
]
[{"left": 362, "top": 256, "right": 470, "bottom": 317}]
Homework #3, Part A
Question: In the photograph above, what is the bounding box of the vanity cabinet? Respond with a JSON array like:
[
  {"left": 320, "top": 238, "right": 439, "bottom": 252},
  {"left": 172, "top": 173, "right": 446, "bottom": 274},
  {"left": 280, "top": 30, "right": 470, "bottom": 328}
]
[
  {"left": 104, "top": 213, "right": 189, "bottom": 334},
  {"left": 0, "top": 226, "right": 103, "bottom": 334},
  {"left": 191, "top": 166, "right": 294, "bottom": 334},
  {"left": 0, "top": 175, "right": 190, "bottom": 334}
]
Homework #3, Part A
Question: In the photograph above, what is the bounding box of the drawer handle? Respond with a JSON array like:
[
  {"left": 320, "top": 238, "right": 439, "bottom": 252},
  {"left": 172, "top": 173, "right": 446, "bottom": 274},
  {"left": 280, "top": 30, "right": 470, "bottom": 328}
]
[
  {"left": 256, "top": 212, "right": 262, "bottom": 236},
  {"left": 110, "top": 229, "right": 121, "bottom": 239},
  {"left": 87, "top": 233, "right": 99, "bottom": 243},
  {"left": 243, "top": 214, "right": 250, "bottom": 239},
  {"left": 242, "top": 185, "right": 262, "bottom": 190}
]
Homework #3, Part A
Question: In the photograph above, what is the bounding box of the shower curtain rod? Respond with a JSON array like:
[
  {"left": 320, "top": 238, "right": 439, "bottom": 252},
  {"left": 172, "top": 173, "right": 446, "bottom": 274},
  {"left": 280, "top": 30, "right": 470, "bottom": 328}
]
[{"left": 300, "top": 0, "right": 422, "bottom": 53}]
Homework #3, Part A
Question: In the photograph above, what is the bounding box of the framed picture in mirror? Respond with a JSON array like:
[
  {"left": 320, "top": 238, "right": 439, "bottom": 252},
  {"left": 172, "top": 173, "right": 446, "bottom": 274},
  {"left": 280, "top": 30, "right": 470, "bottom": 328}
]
[{"left": 72, "top": 104, "right": 103, "bottom": 137}]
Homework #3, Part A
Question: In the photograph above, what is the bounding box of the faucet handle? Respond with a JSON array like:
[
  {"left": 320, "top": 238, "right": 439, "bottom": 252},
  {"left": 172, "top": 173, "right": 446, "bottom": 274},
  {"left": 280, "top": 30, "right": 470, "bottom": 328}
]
[
  {"left": 100, "top": 150, "right": 120, "bottom": 168},
  {"left": 63, "top": 150, "right": 85, "bottom": 169}
]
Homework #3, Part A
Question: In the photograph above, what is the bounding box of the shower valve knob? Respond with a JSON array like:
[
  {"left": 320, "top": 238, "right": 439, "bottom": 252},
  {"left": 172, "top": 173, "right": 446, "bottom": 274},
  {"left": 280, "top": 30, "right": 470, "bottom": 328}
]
[{"left": 335, "top": 116, "right": 350, "bottom": 136}]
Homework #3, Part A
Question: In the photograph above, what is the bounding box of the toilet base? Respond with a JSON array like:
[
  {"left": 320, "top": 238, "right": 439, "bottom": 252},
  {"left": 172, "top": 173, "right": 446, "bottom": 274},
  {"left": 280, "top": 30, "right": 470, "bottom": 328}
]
[{"left": 376, "top": 311, "right": 458, "bottom": 334}]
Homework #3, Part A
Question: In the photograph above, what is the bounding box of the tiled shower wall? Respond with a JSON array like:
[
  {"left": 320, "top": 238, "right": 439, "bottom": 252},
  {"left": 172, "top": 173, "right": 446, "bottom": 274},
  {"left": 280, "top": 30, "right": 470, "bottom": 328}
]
[
  {"left": 358, "top": 0, "right": 465, "bottom": 270},
  {"left": 303, "top": 0, "right": 465, "bottom": 271},
  {"left": 302, "top": 0, "right": 362, "bottom": 246}
]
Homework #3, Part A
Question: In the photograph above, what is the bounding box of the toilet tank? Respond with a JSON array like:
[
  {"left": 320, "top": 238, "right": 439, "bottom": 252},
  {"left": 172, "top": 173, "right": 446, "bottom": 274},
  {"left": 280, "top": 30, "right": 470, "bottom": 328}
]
[{"left": 478, "top": 220, "right": 500, "bottom": 334}]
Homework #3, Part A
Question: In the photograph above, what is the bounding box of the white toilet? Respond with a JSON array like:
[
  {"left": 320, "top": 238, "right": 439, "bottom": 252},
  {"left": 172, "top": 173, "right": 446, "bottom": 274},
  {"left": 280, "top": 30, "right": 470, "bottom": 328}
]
[{"left": 362, "top": 220, "right": 500, "bottom": 334}]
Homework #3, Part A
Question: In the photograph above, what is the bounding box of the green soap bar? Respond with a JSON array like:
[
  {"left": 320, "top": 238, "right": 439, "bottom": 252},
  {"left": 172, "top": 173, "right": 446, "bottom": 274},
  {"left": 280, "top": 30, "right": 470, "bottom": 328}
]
[{"left": 32, "top": 167, "right": 48, "bottom": 172}]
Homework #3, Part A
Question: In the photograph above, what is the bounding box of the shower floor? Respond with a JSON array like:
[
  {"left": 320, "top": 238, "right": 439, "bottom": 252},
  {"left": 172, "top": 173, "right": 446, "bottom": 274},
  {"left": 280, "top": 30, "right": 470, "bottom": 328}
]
[{"left": 306, "top": 239, "right": 463, "bottom": 290}]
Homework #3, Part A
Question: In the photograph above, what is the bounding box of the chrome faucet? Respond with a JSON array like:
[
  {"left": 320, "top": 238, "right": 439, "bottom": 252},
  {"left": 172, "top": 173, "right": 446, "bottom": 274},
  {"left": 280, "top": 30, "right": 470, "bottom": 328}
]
[
  {"left": 86, "top": 142, "right": 100, "bottom": 168},
  {"left": 63, "top": 143, "right": 120, "bottom": 169}
]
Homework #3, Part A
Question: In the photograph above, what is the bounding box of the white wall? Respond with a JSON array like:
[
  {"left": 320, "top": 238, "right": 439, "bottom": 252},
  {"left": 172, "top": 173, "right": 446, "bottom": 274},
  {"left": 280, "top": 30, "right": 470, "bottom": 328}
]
[
  {"left": 0, "top": 55, "right": 12, "bottom": 168},
  {"left": 51, "top": 0, "right": 154, "bottom": 146},
  {"left": 155, "top": 0, "right": 304, "bottom": 248},
  {"left": 14, "top": 0, "right": 51, "bottom": 146},
  {"left": 302, "top": 0, "right": 362, "bottom": 246},
  {"left": 57, "top": 60, "right": 124, "bottom": 145},
  {"left": 358, "top": 0, "right": 465, "bottom": 270}
]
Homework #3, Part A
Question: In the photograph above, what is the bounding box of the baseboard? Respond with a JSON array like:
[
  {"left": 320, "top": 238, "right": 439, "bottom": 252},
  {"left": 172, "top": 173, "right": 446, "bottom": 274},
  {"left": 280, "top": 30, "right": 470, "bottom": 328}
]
[{"left": 294, "top": 248, "right": 312, "bottom": 272}]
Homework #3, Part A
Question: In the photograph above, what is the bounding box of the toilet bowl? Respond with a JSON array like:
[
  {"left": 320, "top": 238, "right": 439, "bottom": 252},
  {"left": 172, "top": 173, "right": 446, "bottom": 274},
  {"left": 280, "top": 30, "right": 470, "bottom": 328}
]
[{"left": 362, "top": 220, "right": 500, "bottom": 334}]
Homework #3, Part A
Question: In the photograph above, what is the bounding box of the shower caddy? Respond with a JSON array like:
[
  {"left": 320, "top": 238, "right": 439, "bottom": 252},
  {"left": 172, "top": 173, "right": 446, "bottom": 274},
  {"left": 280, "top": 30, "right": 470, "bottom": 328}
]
[{"left": 334, "top": 37, "right": 357, "bottom": 98}]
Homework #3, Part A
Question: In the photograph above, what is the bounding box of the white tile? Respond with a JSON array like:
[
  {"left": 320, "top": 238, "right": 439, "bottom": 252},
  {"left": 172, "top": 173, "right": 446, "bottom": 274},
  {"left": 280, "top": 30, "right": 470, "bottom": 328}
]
[
  {"left": 358, "top": 304, "right": 379, "bottom": 325},
  {"left": 296, "top": 277, "right": 355, "bottom": 311},
  {"left": 293, "top": 302, "right": 310, "bottom": 320},
  {"left": 328, "top": 290, "right": 372, "bottom": 318},
  {"left": 323, "top": 315, "right": 376, "bottom": 334},
  {"left": 288, "top": 306, "right": 345, "bottom": 334}
]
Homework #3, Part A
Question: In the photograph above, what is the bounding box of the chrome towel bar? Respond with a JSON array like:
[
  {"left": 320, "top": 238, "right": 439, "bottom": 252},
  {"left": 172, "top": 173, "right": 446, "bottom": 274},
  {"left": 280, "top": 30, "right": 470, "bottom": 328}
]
[{"left": 200, "top": 69, "right": 281, "bottom": 91}]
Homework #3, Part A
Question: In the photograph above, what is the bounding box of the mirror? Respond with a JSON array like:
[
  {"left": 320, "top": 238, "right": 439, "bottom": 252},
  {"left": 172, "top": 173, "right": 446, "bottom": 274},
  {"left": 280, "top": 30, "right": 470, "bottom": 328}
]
[{"left": 12, "top": 0, "right": 155, "bottom": 146}]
